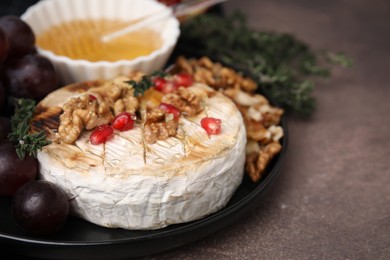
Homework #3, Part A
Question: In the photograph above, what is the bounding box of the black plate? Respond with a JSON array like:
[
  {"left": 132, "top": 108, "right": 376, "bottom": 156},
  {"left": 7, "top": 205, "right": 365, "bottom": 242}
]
[{"left": 0, "top": 64, "right": 288, "bottom": 260}]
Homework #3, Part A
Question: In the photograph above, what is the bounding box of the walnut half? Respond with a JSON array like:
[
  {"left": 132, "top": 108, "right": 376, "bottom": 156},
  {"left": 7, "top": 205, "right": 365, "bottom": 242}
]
[
  {"left": 58, "top": 95, "right": 112, "bottom": 144},
  {"left": 143, "top": 108, "right": 179, "bottom": 144},
  {"left": 162, "top": 87, "right": 204, "bottom": 117},
  {"left": 246, "top": 141, "right": 282, "bottom": 182}
]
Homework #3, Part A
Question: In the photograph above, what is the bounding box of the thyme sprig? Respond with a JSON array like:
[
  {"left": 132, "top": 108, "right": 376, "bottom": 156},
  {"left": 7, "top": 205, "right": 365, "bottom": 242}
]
[
  {"left": 179, "top": 12, "right": 352, "bottom": 116},
  {"left": 7, "top": 98, "right": 51, "bottom": 160},
  {"left": 126, "top": 71, "right": 168, "bottom": 97},
  {"left": 126, "top": 75, "right": 154, "bottom": 97}
]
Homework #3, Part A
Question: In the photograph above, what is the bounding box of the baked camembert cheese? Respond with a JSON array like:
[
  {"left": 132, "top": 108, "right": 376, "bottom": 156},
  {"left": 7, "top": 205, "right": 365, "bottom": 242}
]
[{"left": 31, "top": 73, "right": 246, "bottom": 230}]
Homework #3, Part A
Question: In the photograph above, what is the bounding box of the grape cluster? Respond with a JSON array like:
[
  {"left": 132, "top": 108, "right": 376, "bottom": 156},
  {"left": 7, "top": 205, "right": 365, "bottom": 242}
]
[
  {"left": 0, "top": 15, "right": 59, "bottom": 114},
  {"left": 0, "top": 15, "right": 68, "bottom": 235}
]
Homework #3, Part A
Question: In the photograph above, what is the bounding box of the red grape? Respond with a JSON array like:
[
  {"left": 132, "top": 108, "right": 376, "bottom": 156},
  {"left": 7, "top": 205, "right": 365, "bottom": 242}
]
[
  {"left": 0, "top": 27, "right": 10, "bottom": 64},
  {"left": 5, "top": 54, "right": 59, "bottom": 101},
  {"left": 0, "top": 94, "right": 15, "bottom": 118},
  {"left": 0, "top": 81, "right": 5, "bottom": 109},
  {"left": 12, "top": 180, "right": 69, "bottom": 235},
  {"left": 0, "top": 141, "right": 38, "bottom": 196},
  {"left": 0, "top": 116, "right": 11, "bottom": 140},
  {"left": 0, "top": 15, "right": 35, "bottom": 59}
]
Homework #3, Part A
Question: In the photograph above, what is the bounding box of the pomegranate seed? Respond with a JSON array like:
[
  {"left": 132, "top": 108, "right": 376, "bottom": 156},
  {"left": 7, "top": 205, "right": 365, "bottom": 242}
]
[
  {"left": 153, "top": 77, "right": 168, "bottom": 91},
  {"left": 112, "top": 112, "right": 136, "bottom": 131},
  {"left": 158, "top": 0, "right": 182, "bottom": 6},
  {"left": 89, "top": 124, "right": 114, "bottom": 145},
  {"left": 89, "top": 94, "right": 97, "bottom": 101},
  {"left": 153, "top": 77, "right": 178, "bottom": 94},
  {"left": 201, "top": 117, "right": 222, "bottom": 135},
  {"left": 158, "top": 103, "right": 180, "bottom": 120},
  {"left": 174, "top": 73, "right": 193, "bottom": 87}
]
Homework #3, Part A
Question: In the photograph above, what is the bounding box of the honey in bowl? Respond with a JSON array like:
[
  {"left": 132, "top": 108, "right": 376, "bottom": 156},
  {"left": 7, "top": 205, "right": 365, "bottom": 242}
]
[{"left": 36, "top": 19, "right": 162, "bottom": 62}]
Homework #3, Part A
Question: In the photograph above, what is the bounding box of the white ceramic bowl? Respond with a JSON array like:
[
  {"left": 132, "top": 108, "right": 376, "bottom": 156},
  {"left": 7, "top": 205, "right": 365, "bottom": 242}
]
[{"left": 21, "top": 0, "right": 180, "bottom": 84}]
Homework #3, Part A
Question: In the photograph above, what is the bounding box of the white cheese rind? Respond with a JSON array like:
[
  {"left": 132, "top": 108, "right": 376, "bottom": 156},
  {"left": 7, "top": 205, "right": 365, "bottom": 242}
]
[{"left": 37, "top": 83, "right": 246, "bottom": 230}]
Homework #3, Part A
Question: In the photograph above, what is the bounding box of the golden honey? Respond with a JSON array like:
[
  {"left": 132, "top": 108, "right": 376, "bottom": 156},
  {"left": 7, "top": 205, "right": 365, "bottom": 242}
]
[{"left": 37, "top": 19, "right": 161, "bottom": 62}]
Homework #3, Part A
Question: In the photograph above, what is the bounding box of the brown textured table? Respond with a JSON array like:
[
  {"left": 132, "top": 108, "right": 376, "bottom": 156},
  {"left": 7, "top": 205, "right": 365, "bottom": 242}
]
[
  {"left": 1, "top": 0, "right": 389, "bottom": 259},
  {"left": 145, "top": 0, "right": 390, "bottom": 259}
]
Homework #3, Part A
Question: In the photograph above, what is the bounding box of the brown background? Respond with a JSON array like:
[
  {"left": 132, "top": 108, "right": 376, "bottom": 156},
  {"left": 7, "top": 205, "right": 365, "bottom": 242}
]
[{"left": 146, "top": 0, "right": 390, "bottom": 259}]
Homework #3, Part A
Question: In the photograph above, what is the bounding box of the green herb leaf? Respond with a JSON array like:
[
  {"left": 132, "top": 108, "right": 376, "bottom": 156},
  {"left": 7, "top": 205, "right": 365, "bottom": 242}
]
[
  {"left": 326, "top": 51, "right": 354, "bottom": 68},
  {"left": 7, "top": 98, "right": 51, "bottom": 160},
  {"left": 126, "top": 75, "right": 154, "bottom": 97}
]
